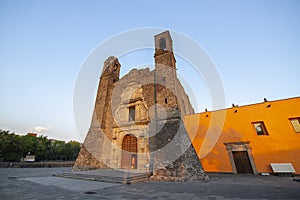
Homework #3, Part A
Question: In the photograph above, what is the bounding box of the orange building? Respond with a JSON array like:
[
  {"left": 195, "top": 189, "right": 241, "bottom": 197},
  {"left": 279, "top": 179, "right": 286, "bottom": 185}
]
[{"left": 184, "top": 97, "right": 300, "bottom": 174}]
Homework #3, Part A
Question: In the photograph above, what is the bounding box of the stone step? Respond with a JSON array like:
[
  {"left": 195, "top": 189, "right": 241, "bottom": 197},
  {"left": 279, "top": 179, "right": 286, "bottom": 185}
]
[{"left": 54, "top": 171, "right": 151, "bottom": 184}]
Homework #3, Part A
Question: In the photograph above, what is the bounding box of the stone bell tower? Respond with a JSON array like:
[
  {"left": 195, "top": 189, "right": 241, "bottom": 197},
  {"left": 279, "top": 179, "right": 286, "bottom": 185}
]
[
  {"left": 73, "top": 56, "right": 121, "bottom": 170},
  {"left": 154, "top": 31, "right": 178, "bottom": 117},
  {"left": 94, "top": 56, "right": 120, "bottom": 133},
  {"left": 154, "top": 30, "right": 175, "bottom": 68},
  {"left": 150, "top": 31, "right": 207, "bottom": 181}
]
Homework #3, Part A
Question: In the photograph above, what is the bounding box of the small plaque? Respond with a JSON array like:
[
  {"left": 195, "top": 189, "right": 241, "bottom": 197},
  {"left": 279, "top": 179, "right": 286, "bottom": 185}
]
[{"left": 270, "top": 163, "right": 295, "bottom": 173}]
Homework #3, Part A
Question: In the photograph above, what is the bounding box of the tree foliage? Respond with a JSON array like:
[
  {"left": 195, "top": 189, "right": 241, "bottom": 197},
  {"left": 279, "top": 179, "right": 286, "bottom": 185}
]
[{"left": 0, "top": 129, "right": 81, "bottom": 162}]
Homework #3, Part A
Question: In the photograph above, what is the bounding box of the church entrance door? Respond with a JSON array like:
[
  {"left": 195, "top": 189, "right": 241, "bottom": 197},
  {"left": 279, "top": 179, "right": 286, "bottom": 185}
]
[{"left": 121, "top": 134, "right": 137, "bottom": 169}]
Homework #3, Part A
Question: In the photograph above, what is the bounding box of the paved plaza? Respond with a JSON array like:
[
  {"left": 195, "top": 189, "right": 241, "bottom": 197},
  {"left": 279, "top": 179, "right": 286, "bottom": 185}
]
[{"left": 0, "top": 167, "right": 299, "bottom": 199}]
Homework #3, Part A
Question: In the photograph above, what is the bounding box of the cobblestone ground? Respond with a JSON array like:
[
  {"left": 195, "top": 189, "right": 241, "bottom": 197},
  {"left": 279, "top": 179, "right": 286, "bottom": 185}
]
[{"left": 0, "top": 167, "right": 299, "bottom": 200}]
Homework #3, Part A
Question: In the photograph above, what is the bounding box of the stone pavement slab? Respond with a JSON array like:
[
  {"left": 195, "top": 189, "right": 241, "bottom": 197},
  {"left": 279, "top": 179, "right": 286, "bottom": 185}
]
[
  {"left": 57, "top": 168, "right": 151, "bottom": 184},
  {"left": 71, "top": 168, "right": 148, "bottom": 177},
  {"left": 0, "top": 168, "right": 299, "bottom": 200},
  {"left": 18, "top": 176, "right": 120, "bottom": 192}
]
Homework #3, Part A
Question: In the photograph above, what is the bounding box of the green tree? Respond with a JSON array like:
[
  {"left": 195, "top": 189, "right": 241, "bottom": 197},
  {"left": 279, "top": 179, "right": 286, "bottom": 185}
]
[
  {"left": 35, "top": 136, "right": 49, "bottom": 161},
  {"left": 0, "top": 129, "right": 81, "bottom": 162},
  {"left": 0, "top": 130, "right": 23, "bottom": 161},
  {"left": 65, "top": 141, "right": 81, "bottom": 160},
  {"left": 20, "top": 134, "right": 37, "bottom": 157}
]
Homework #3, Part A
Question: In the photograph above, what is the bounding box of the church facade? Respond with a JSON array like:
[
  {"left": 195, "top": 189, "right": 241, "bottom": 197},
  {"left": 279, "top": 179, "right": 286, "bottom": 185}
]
[{"left": 74, "top": 31, "right": 206, "bottom": 180}]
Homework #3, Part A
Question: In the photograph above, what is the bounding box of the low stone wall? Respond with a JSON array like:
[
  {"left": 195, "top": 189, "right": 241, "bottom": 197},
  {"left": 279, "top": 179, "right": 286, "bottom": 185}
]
[{"left": 0, "top": 161, "right": 74, "bottom": 168}]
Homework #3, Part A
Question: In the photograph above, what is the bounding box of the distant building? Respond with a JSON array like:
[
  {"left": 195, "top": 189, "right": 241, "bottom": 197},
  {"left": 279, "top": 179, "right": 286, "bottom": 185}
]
[
  {"left": 27, "top": 133, "right": 37, "bottom": 137},
  {"left": 185, "top": 97, "right": 300, "bottom": 174}
]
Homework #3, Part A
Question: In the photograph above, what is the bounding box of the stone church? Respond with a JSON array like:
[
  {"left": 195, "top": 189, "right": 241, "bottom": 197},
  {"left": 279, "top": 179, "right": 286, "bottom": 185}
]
[{"left": 74, "top": 31, "right": 207, "bottom": 181}]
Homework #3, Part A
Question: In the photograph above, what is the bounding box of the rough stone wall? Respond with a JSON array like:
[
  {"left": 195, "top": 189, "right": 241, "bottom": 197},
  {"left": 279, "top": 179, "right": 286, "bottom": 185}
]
[
  {"left": 74, "top": 64, "right": 199, "bottom": 173},
  {"left": 74, "top": 31, "right": 206, "bottom": 181},
  {"left": 73, "top": 57, "right": 120, "bottom": 171},
  {"left": 73, "top": 127, "right": 110, "bottom": 171},
  {"left": 149, "top": 31, "right": 206, "bottom": 180},
  {"left": 109, "top": 68, "right": 154, "bottom": 171}
]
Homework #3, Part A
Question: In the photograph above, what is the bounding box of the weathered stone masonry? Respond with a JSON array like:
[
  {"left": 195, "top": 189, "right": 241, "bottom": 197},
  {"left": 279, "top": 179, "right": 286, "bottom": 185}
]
[{"left": 74, "top": 31, "right": 207, "bottom": 181}]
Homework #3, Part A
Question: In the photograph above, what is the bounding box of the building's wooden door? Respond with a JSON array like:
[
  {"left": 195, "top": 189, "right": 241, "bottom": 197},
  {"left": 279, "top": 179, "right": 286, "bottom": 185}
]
[
  {"left": 232, "top": 151, "right": 253, "bottom": 173},
  {"left": 121, "top": 134, "right": 137, "bottom": 169}
]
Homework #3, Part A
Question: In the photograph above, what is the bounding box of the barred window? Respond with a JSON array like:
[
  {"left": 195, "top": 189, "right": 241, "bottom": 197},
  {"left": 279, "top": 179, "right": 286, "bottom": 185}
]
[
  {"left": 252, "top": 122, "right": 269, "bottom": 136},
  {"left": 290, "top": 118, "right": 300, "bottom": 133},
  {"left": 128, "top": 106, "right": 135, "bottom": 122}
]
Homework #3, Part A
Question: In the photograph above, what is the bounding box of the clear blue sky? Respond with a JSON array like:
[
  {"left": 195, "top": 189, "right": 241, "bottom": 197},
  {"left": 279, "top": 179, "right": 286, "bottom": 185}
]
[{"left": 1, "top": 0, "right": 299, "bottom": 141}]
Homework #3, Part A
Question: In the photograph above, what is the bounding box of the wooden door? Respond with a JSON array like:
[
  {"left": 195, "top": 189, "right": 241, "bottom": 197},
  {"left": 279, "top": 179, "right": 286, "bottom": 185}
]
[
  {"left": 121, "top": 134, "right": 137, "bottom": 169},
  {"left": 232, "top": 151, "right": 253, "bottom": 173}
]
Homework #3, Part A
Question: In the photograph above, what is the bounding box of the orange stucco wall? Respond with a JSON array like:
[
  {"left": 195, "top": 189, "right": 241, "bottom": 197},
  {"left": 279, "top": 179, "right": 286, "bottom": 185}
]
[{"left": 184, "top": 97, "right": 300, "bottom": 174}]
